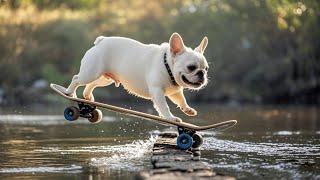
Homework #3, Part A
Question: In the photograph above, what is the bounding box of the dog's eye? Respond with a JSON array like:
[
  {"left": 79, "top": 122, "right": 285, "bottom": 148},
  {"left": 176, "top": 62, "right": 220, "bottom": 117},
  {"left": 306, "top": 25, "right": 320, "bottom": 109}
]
[
  {"left": 187, "top": 65, "right": 197, "bottom": 72},
  {"left": 205, "top": 66, "right": 209, "bottom": 71}
]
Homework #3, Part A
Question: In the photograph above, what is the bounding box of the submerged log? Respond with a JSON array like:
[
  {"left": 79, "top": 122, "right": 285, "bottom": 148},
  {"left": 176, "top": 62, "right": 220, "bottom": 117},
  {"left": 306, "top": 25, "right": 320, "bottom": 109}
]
[{"left": 137, "top": 132, "right": 235, "bottom": 180}]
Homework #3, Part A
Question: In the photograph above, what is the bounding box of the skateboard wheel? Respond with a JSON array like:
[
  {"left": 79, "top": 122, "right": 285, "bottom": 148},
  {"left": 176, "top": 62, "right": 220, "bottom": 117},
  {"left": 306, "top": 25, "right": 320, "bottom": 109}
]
[
  {"left": 192, "top": 133, "right": 203, "bottom": 148},
  {"left": 88, "top": 109, "right": 102, "bottom": 123},
  {"left": 176, "top": 133, "right": 193, "bottom": 150},
  {"left": 64, "top": 106, "right": 80, "bottom": 121}
]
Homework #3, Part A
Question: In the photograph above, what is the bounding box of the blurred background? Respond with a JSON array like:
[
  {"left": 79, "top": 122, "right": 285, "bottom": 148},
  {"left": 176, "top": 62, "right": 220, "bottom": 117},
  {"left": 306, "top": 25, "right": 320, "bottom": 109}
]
[
  {"left": 0, "top": 0, "right": 319, "bottom": 106},
  {"left": 0, "top": 1, "right": 320, "bottom": 179}
]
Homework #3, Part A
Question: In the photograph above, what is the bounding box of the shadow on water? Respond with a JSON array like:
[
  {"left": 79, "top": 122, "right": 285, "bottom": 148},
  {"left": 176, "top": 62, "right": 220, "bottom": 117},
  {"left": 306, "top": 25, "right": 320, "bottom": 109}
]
[{"left": 0, "top": 104, "right": 319, "bottom": 179}]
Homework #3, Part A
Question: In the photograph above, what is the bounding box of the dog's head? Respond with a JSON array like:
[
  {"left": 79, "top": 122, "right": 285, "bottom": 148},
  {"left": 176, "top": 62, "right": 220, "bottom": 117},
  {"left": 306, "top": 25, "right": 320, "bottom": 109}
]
[{"left": 169, "top": 33, "right": 209, "bottom": 90}]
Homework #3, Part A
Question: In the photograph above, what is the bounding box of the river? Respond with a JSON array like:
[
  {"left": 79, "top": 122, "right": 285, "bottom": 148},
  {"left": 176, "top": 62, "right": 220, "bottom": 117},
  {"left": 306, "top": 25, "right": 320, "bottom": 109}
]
[{"left": 0, "top": 104, "right": 319, "bottom": 179}]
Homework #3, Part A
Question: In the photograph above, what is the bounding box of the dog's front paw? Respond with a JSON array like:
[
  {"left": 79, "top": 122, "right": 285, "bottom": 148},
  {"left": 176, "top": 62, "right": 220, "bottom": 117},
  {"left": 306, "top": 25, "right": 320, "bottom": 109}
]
[
  {"left": 83, "top": 94, "right": 95, "bottom": 102},
  {"left": 167, "top": 116, "right": 183, "bottom": 123},
  {"left": 182, "top": 106, "right": 197, "bottom": 116}
]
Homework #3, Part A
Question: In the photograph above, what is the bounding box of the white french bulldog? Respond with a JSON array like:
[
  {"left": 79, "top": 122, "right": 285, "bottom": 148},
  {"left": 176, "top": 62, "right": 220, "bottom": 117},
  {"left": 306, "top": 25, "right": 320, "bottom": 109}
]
[{"left": 65, "top": 32, "right": 209, "bottom": 122}]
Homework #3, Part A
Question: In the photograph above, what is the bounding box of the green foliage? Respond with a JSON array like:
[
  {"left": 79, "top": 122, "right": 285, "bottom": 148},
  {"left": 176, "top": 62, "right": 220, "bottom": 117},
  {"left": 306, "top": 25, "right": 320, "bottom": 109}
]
[
  {"left": 0, "top": 0, "right": 319, "bottom": 105},
  {"left": 0, "top": 0, "right": 100, "bottom": 9}
]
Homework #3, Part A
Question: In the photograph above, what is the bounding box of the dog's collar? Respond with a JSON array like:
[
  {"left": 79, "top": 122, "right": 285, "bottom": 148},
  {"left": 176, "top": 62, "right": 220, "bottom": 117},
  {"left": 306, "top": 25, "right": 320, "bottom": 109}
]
[{"left": 163, "top": 53, "right": 177, "bottom": 86}]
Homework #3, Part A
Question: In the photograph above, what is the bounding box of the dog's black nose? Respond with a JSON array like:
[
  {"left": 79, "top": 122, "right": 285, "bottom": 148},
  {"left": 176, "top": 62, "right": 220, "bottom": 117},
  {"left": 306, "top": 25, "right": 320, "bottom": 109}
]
[
  {"left": 196, "top": 70, "right": 204, "bottom": 77},
  {"left": 196, "top": 70, "right": 204, "bottom": 81}
]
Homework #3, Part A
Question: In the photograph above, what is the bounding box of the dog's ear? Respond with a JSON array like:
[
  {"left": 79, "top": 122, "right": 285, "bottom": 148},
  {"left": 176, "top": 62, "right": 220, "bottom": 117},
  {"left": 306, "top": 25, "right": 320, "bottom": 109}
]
[
  {"left": 169, "top": 33, "right": 185, "bottom": 56},
  {"left": 195, "top": 36, "right": 208, "bottom": 54}
]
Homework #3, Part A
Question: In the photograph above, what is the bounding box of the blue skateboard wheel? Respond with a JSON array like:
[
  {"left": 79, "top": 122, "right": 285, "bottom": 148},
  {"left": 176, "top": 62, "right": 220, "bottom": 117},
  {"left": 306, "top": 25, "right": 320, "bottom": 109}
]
[
  {"left": 64, "top": 106, "right": 80, "bottom": 121},
  {"left": 176, "top": 133, "right": 193, "bottom": 150}
]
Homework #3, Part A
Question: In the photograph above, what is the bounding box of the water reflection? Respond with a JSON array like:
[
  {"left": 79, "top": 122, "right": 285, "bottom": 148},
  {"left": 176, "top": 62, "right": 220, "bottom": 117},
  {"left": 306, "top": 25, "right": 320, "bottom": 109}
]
[{"left": 0, "top": 105, "right": 319, "bottom": 179}]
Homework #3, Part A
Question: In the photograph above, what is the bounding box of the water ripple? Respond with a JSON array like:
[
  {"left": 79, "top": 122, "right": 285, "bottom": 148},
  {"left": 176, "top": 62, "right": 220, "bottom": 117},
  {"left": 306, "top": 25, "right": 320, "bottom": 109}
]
[
  {"left": 0, "top": 165, "right": 82, "bottom": 173},
  {"left": 0, "top": 115, "right": 115, "bottom": 125},
  {"left": 203, "top": 136, "right": 320, "bottom": 179},
  {"left": 203, "top": 137, "right": 320, "bottom": 156}
]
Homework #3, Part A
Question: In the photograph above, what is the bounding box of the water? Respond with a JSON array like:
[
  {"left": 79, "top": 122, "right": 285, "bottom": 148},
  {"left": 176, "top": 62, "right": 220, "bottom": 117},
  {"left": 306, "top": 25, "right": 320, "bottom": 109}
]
[{"left": 0, "top": 104, "right": 319, "bottom": 179}]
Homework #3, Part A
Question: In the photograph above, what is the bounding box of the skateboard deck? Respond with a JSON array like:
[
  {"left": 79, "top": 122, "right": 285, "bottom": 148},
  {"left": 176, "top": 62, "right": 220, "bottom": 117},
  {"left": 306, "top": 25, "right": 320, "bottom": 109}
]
[{"left": 50, "top": 83, "right": 237, "bottom": 131}]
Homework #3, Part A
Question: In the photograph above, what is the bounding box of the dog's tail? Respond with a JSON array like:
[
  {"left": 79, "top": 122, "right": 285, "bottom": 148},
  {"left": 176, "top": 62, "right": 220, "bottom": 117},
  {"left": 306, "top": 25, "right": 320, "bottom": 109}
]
[{"left": 94, "top": 36, "right": 104, "bottom": 46}]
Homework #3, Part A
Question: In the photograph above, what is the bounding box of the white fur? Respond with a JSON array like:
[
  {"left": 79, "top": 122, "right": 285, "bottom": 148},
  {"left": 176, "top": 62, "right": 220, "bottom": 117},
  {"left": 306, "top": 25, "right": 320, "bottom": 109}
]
[{"left": 65, "top": 33, "right": 209, "bottom": 122}]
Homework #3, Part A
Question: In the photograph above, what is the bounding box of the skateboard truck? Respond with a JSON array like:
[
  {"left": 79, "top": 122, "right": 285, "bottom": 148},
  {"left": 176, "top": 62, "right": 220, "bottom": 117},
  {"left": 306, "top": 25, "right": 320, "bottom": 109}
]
[
  {"left": 64, "top": 103, "right": 103, "bottom": 123},
  {"left": 78, "top": 103, "right": 96, "bottom": 118}
]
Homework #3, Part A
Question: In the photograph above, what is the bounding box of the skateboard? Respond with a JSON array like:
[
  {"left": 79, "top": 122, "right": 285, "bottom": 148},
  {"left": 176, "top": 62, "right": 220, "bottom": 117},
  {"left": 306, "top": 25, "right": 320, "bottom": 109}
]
[{"left": 50, "top": 83, "right": 237, "bottom": 150}]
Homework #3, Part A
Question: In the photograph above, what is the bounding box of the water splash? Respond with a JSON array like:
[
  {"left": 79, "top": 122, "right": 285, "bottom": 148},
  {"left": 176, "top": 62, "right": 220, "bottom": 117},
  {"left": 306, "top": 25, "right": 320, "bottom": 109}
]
[
  {"left": 35, "top": 135, "right": 157, "bottom": 171},
  {"left": 90, "top": 135, "right": 157, "bottom": 171}
]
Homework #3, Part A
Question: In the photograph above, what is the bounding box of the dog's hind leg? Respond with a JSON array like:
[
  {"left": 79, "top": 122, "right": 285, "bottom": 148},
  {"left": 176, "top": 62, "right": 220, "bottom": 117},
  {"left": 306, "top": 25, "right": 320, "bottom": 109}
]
[
  {"left": 66, "top": 70, "right": 103, "bottom": 98},
  {"left": 65, "top": 75, "right": 81, "bottom": 98},
  {"left": 83, "top": 76, "right": 113, "bottom": 101}
]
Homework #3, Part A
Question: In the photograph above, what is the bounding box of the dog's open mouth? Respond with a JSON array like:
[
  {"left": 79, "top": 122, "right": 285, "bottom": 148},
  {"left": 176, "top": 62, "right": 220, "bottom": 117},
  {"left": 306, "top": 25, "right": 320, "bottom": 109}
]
[{"left": 182, "top": 75, "right": 202, "bottom": 86}]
